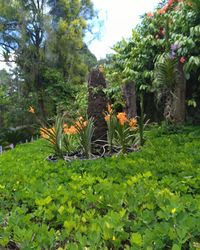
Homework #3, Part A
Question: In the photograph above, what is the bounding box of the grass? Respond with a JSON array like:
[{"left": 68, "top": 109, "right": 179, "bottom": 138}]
[{"left": 0, "top": 126, "right": 200, "bottom": 249}]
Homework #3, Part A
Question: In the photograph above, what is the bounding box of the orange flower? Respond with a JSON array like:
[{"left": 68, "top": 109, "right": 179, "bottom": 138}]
[
  {"left": 75, "top": 118, "right": 88, "bottom": 129},
  {"left": 104, "top": 114, "right": 111, "bottom": 122},
  {"left": 63, "top": 124, "right": 70, "bottom": 134},
  {"left": 28, "top": 106, "right": 35, "bottom": 113},
  {"left": 157, "top": 8, "right": 166, "bottom": 14},
  {"left": 68, "top": 126, "right": 77, "bottom": 134},
  {"left": 129, "top": 118, "right": 137, "bottom": 128},
  {"left": 117, "top": 112, "right": 128, "bottom": 126},
  {"left": 64, "top": 125, "right": 77, "bottom": 135},
  {"left": 147, "top": 12, "right": 154, "bottom": 17}
]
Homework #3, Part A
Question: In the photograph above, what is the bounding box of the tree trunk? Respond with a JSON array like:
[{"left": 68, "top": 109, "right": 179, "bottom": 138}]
[
  {"left": 38, "top": 94, "right": 47, "bottom": 120},
  {"left": 164, "top": 91, "right": 174, "bottom": 123},
  {"left": 164, "top": 62, "right": 186, "bottom": 124},
  {"left": 87, "top": 67, "right": 107, "bottom": 144},
  {"left": 122, "top": 82, "right": 137, "bottom": 118},
  {"left": 173, "top": 62, "right": 186, "bottom": 124}
]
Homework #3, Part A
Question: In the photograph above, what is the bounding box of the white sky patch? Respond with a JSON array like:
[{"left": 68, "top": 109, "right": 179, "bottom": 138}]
[
  {"left": 0, "top": 61, "right": 8, "bottom": 71},
  {"left": 0, "top": 53, "right": 15, "bottom": 71},
  {"left": 89, "top": 0, "right": 161, "bottom": 59}
]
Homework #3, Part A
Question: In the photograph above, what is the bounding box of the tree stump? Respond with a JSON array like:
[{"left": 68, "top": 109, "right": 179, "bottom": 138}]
[{"left": 87, "top": 66, "right": 107, "bottom": 145}]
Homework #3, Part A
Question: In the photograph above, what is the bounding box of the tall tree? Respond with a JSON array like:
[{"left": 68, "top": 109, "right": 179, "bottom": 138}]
[
  {"left": 0, "top": 0, "right": 48, "bottom": 117},
  {"left": 47, "top": 0, "right": 95, "bottom": 83}
]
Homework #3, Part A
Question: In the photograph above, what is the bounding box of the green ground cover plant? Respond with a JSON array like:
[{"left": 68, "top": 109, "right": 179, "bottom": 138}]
[{"left": 0, "top": 126, "right": 200, "bottom": 249}]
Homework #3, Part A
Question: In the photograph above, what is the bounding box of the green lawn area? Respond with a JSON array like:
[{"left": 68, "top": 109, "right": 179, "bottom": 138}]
[{"left": 0, "top": 126, "right": 200, "bottom": 249}]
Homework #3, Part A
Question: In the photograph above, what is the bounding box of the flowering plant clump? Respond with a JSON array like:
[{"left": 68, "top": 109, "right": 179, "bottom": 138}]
[
  {"left": 28, "top": 106, "right": 62, "bottom": 154},
  {"left": 74, "top": 117, "right": 94, "bottom": 159},
  {"left": 29, "top": 104, "right": 138, "bottom": 158},
  {"left": 28, "top": 107, "right": 92, "bottom": 158},
  {"left": 103, "top": 104, "right": 116, "bottom": 153},
  {"left": 104, "top": 105, "right": 138, "bottom": 154},
  {"left": 39, "top": 115, "right": 65, "bottom": 158},
  {"left": 115, "top": 112, "right": 138, "bottom": 153}
]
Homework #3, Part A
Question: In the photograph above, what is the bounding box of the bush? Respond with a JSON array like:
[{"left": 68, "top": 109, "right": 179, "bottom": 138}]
[{"left": 0, "top": 126, "right": 37, "bottom": 147}]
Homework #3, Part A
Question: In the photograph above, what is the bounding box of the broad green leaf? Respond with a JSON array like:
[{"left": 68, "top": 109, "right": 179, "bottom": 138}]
[
  {"left": 35, "top": 196, "right": 52, "bottom": 206},
  {"left": 130, "top": 233, "right": 143, "bottom": 246},
  {"left": 172, "top": 244, "right": 181, "bottom": 250}
]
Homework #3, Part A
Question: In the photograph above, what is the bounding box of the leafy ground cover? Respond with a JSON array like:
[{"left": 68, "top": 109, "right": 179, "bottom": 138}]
[{"left": 0, "top": 126, "right": 200, "bottom": 250}]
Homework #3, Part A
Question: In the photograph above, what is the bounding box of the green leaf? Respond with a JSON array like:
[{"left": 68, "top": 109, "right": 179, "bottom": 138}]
[
  {"left": 130, "top": 233, "right": 143, "bottom": 246},
  {"left": 35, "top": 196, "right": 52, "bottom": 206},
  {"left": 58, "top": 205, "right": 65, "bottom": 215},
  {"left": 172, "top": 244, "right": 181, "bottom": 250}
]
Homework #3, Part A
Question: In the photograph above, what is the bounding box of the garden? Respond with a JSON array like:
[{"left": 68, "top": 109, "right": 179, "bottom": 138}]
[{"left": 0, "top": 0, "right": 200, "bottom": 249}]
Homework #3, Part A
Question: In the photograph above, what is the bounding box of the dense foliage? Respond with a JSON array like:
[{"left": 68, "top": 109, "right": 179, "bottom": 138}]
[
  {"left": 105, "top": 0, "right": 200, "bottom": 124},
  {"left": 0, "top": 126, "right": 200, "bottom": 249}
]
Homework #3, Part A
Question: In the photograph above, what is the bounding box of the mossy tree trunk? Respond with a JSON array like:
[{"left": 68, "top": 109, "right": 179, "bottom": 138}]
[
  {"left": 164, "top": 63, "right": 186, "bottom": 124},
  {"left": 173, "top": 62, "right": 186, "bottom": 123},
  {"left": 164, "top": 91, "right": 174, "bottom": 123},
  {"left": 87, "top": 67, "right": 107, "bottom": 144}
]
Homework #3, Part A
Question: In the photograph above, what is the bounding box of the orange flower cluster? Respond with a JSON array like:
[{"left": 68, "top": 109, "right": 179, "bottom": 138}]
[
  {"left": 104, "top": 105, "right": 137, "bottom": 129},
  {"left": 63, "top": 117, "right": 88, "bottom": 135},
  {"left": 117, "top": 113, "right": 137, "bottom": 129},
  {"left": 129, "top": 118, "right": 137, "bottom": 129},
  {"left": 63, "top": 125, "right": 77, "bottom": 135},
  {"left": 75, "top": 119, "right": 88, "bottom": 129},
  {"left": 117, "top": 112, "right": 128, "bottom": 126},
  {"left": 117, "top": 113, "right": 138, "bottom": 130}
]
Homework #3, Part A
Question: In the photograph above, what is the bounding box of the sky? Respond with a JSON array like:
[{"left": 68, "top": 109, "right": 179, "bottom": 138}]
[
  {"left": 0, "top": 0, "right": 161, "bottom": 70},
  {"left": 88, "top": 0, "right": 161, "bottom": 59}
]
